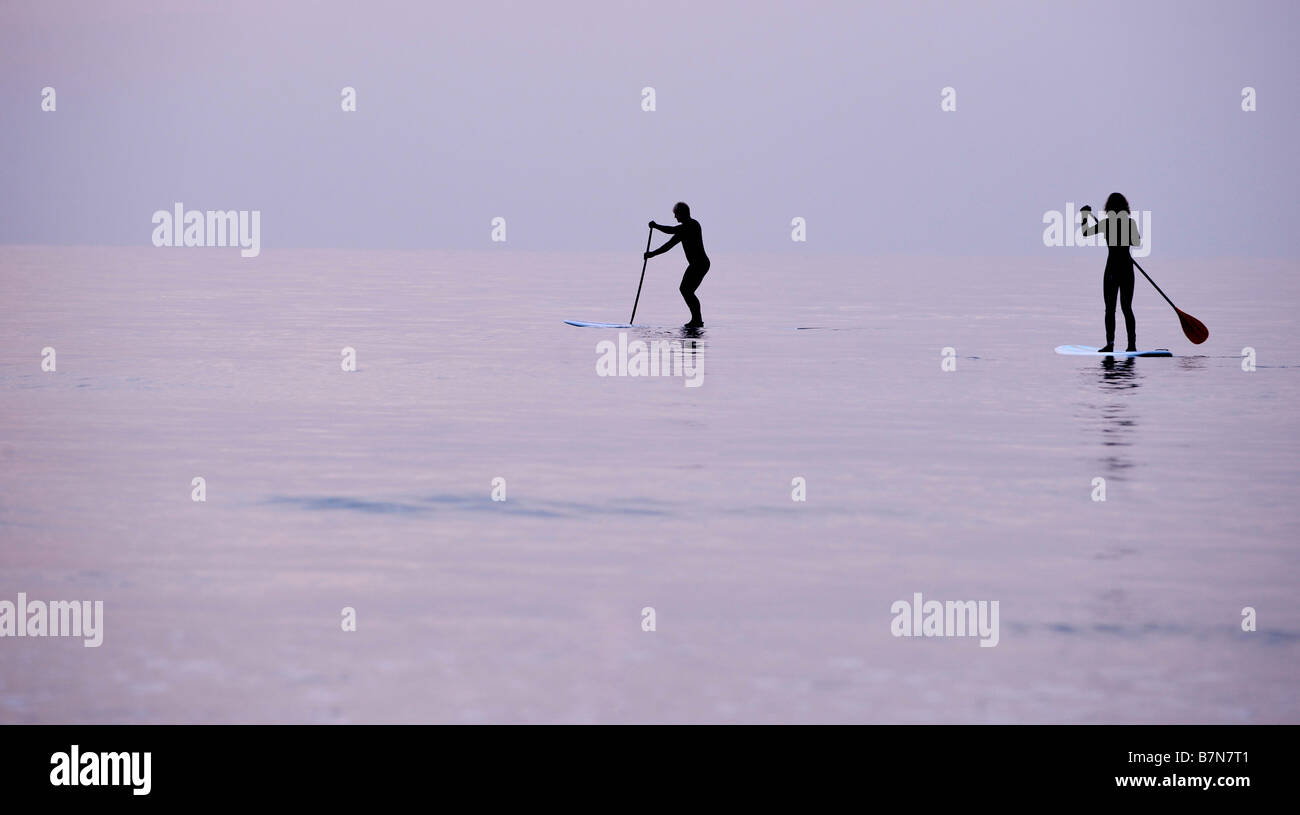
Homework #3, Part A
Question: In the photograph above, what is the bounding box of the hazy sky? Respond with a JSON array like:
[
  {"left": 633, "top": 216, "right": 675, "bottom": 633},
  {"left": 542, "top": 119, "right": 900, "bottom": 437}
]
[{"left": 2, "top": 0, "right": 1296, "bottom": 256}]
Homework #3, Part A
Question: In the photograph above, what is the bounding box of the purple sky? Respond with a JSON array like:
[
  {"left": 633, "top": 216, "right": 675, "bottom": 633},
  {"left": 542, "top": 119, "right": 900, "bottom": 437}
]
[{"left": 2, "top": 0, "right": 1296, "bottom": 256}]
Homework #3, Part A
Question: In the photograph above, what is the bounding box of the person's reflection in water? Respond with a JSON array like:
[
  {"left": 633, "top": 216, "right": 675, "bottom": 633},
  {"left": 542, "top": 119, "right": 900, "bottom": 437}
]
[
  {"left": 1099, "top": 356, "right": 1139, "bottom": 385},
  {"left": 681, "top": 330, "right": 705, "bottom": 387},
  {"left": 637, "top": 325, "right": 706, "bottom": 387},
  {"left": 681, "top": 326, "right": 706, "bottom": 388},
  {"left": 1095, "top": 357, "right": 1141, "bottom": 477}
]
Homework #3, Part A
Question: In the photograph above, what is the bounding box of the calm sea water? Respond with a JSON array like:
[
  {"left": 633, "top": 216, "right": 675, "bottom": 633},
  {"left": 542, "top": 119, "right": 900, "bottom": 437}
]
[{"left": 1, "top": 245, "right": 1297, "bottom": 723}]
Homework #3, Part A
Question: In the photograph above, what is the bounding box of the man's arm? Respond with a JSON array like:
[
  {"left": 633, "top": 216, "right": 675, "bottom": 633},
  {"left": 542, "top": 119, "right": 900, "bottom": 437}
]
[
  {"left": 650, "top": 221, "right": 680, "bottom": 234},
  {"left": 646, "top": 234, "right": 681, "bottom": 258}
]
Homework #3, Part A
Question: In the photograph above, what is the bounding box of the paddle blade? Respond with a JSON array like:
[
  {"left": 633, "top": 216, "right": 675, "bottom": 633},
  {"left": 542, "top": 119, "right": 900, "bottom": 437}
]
[{"left": 1176, "top": 308, "right": 1209, "bottom": 344}]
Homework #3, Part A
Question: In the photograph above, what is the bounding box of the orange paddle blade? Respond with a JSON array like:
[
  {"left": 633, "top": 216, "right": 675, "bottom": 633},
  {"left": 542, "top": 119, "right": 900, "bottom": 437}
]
[{"left": 1177, "top": 308, "right": 1209, "bottom": 344}]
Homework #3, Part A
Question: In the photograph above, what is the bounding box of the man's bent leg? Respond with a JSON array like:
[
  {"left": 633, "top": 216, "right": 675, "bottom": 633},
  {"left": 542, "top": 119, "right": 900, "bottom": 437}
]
[{"left": 679, "top": 265, "right": 707, "bottom": 326}]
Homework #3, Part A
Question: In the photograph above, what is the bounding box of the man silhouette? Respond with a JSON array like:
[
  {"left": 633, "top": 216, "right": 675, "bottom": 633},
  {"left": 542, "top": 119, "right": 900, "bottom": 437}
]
[{"left": 645, "top": 202, "right": 710, "bottom": 328}]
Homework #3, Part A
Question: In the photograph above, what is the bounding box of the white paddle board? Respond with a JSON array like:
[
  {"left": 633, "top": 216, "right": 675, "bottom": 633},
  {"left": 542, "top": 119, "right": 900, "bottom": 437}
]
[
  {"left": 1055, "top": 345, "right": 1172, "bottom": 358},
  {"left": 565, "top": 320, "right": 634, "bottom": 328}
]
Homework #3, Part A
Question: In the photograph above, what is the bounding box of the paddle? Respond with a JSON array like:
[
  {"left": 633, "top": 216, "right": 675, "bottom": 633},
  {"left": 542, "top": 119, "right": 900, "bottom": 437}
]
[
  {"left": 1132, "top": 259, "right": 1209, "bottom": 344},
  {"left": 629, "top": 225, "right": 653, "bottom": 325}
]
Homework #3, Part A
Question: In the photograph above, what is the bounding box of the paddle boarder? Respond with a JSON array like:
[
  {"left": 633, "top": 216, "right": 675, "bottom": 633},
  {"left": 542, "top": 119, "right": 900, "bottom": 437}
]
[
  {"left": 1080, "top": 193, "right": 1141, "bottom": 353},
  {"left": 645, "top": 202, "right": 710, "bottom": 329}
]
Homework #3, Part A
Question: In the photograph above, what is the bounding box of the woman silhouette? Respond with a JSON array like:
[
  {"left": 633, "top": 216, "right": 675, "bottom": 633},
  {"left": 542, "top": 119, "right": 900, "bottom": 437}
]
[{"left": 1080, "top": 193, "right": 1141, "bottom": 353}]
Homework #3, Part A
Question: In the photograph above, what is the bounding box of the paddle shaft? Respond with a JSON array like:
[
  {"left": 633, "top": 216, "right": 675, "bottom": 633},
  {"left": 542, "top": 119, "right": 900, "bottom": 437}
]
[
  {"left": 1131, "top": 259, "right": 1178, "bottom": 311},
  {"left": 630, "top": 226, "right": 653, "bottom": 324}
]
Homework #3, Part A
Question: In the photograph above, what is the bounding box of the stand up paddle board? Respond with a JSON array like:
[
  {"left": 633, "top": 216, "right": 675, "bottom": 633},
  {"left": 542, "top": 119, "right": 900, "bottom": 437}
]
[
  {"left": 565, "top": 320, "right": 634, "bottom": 328},
  {"left": 1055, "top": 345, "right": 1172, "bottom": 358}
]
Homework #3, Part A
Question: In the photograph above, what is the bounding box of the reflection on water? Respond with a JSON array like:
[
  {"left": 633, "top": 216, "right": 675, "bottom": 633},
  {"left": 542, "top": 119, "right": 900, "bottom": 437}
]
[
  {"left": 1095, "top": 358, "right": 1141, "bottom": 477},
  {"left": 1098, "top": 356, "right": 1141, "bottom": 391},
  {"left": 612, "top": 325, "right": 707, "bottom": 387},
  {"left": 5, "top": 247, "right": 1298, "bottom": 723},
  {"left": 632, "top": 324, "right": 708, "bottom": 345},
  {"left": 264, "top": 493, "right": 674, "bottom": 518}
]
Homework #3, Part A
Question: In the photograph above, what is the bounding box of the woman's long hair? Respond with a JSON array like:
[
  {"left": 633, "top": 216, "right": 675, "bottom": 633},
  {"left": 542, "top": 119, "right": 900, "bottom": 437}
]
[{"left": 1104, "top": 192, "right": 1130, "bottom": 215}]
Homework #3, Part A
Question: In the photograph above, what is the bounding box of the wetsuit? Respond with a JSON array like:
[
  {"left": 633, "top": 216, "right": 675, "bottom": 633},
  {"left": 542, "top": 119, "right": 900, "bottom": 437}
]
[
  {"left": 1083, "top": 212, "right": 1140, "bottom": 349},
  {"left": 651, "top": 218, "right": 710, "bottom": 325}
]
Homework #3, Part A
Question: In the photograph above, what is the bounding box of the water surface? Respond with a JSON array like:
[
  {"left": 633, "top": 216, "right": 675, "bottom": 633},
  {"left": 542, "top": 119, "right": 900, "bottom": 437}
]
[{"left": 1, "top": 246, "right": 1296, "bottom": 723}]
